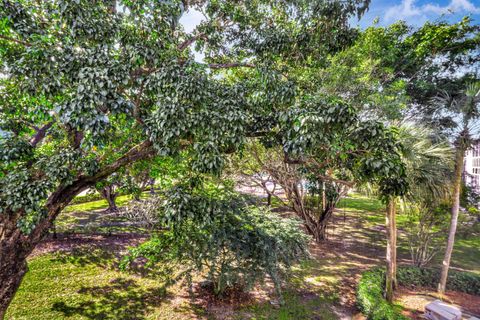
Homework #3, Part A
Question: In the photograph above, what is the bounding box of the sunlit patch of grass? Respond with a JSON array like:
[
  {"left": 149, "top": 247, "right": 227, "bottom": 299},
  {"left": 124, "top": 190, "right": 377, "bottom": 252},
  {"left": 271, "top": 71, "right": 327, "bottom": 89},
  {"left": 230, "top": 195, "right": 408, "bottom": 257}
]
[
  {"left": 449, "top": 237, "right": 480, "bottom": 274},
  {"left": 338, "top": 194, "right": 384, "bottom": 213},
  {"left": 56, "top": 193, "right": 151, "bottom": 234},
  {"left": 7, "top": 250, "right": 193, "bottom": 320},
  {"left": 64, "top": 194, "right": 148, "bottom": 213}
]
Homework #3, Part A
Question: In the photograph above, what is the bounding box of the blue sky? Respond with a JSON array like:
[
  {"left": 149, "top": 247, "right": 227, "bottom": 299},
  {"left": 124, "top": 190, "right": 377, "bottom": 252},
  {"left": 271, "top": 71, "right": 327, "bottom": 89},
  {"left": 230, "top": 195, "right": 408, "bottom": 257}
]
[
  {"left": 179, "top": 0, "right": 480, "bottom": 61},
  {"left": 181, "top": 0, "right": 480, "bottom": 33},
  {"left": 355, "top": 0, "right": 480, "bottom": 28}
]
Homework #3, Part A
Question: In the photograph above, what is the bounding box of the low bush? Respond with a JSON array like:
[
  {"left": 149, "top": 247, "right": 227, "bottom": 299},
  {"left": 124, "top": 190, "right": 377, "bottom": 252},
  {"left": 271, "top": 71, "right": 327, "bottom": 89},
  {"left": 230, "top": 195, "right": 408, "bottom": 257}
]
[
  {"left": 357, "top": 266, "right": 480, "bottom": 320},
  {"left": 121, "top": 186, "right": 310, "bottom": 301},
  {"left": 356, "top": 268, "right": 408, "bottom": 320}
]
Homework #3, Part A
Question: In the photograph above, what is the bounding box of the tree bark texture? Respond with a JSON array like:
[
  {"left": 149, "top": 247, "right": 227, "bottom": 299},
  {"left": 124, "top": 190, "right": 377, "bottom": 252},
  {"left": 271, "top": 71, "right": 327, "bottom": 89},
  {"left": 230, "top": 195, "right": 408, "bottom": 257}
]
[
  {"left": 385, "top": 197, "right": 397, "bottom": 303},
  {"left": 438, "top": 144, "right": 465, "bottom": 294}
]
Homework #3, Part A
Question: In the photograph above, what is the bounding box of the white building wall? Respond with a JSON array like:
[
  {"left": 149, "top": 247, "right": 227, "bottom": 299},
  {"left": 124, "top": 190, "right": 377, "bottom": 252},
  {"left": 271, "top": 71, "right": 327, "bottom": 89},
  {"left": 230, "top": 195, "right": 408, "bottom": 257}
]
[{"left": 464, "top": 142, "right": 480, "bottom": 192}]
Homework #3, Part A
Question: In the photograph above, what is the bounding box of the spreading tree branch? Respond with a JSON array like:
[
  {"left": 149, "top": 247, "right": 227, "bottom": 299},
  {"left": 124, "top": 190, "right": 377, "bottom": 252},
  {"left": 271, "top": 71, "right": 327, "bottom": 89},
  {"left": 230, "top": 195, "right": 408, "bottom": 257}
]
[
  {"left": 29, "top": 140, "right": 155, "bottom": 244},
  {"left": 0, "top": 35, "right": 31, "bottom": 47},
  {"left": 30, "top": 121, "right": 54, "bottom": 147},
  {"left": 177, "top": 33, "right": 207, "bottom": 51},
  {"left": 208, "top": 62, "right": 256, "bottom": 69}
]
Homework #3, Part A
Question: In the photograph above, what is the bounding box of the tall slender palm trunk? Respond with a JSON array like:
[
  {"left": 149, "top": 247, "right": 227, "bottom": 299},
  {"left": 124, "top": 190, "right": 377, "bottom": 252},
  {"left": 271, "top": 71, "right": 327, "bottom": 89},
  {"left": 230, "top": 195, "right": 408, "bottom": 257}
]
[
  {"left": 438, "top": 144, "right": 465, "bottom": 294},
  {"left": 385, "top": 197, "right": 397, "bottom": 303}
]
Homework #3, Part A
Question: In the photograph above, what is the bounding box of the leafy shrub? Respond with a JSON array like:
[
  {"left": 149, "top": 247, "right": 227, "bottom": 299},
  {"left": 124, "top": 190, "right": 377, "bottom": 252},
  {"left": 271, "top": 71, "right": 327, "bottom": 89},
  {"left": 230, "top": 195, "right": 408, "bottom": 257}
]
[
  {"left": 356, "top": 268, "right": 408, "bottom": 320},
  {"left": 404, "top": 203, "right": 448, "bottom": 267},
  {"left": 120, "top": 197, "right": 163, "bottom": 230},
  {"left": 121, "top": 186, "right": 310, "bottom": 300},
  {"left": 357, "top": 266, "right": 480, "bottom": 319},
  {"left": 396, "top": 266, "right": 480, "bottom": 295}
]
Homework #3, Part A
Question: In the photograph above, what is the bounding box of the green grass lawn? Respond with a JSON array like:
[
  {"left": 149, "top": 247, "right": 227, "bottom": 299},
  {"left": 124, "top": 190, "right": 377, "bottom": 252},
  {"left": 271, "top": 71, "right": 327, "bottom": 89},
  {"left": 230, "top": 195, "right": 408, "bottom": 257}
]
[
  {"left": 237, "top": 291, "right": 337, "bottom": 320},
  {"left": 7, "top": 250, "right": 198, "bottom": 320},
  {"left": 64, "top": 193, "right": 149, "bottom": 213},
  {"left": 7, "top": 248, "right": 339, "bottom": 320},
  {"left": 450, "top": 237, "right": 480, "bottom": 273},
  {"left": 56, "top": 193, "right": 151, "bottom": 234}
]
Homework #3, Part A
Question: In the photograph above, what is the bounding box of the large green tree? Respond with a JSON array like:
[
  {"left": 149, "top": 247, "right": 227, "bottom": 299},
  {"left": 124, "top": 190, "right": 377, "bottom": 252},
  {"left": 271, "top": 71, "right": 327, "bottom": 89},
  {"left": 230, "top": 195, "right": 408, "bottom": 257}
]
[
  {"left": 0, "top": 0, "right": 379, "bottom": 315},
  {"left": 314, "top": 18, "right": 479, "bottom": 302}
]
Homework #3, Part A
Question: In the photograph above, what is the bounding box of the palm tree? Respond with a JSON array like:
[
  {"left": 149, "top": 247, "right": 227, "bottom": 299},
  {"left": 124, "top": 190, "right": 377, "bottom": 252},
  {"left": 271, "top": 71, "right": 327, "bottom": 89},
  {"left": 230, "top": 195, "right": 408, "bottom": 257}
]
[
  {"left": 398, "top": 124, "right": 453, "bottom": 201},
  {"left": 384, "top": 123, "right": 453, "bottom": 302},
  {"left": 437, "top": 82, "right": 480, "bottom": 294}
]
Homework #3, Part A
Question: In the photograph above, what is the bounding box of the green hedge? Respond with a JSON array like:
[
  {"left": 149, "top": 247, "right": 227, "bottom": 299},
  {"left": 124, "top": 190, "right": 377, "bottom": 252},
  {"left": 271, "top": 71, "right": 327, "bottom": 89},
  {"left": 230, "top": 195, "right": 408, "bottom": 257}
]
[
  {"left": 357, "top": 266, "right": 480, "bottom": 320},
  {"left": 396, "top": 266, "right": 480, "bottom": 296},
  {"left": 356, "top": 268, "right": 408, "bottom": 320}
]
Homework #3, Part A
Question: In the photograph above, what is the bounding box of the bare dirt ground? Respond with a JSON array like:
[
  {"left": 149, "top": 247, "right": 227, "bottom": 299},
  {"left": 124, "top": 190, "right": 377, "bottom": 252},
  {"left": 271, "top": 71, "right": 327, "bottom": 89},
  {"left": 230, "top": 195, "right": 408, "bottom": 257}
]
[{"left": 31, "top": 233, "right": 147, "bottom": 258}]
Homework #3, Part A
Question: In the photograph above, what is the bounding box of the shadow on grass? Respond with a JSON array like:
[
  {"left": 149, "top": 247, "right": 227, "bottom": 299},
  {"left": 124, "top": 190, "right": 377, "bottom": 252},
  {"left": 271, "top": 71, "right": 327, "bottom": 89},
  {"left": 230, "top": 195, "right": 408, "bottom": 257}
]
[
  {"left": 51, "top": 247, "right": 117, "bottom": 269},
  {"left": 238, "top": 289, "right": 338, "bottom": 320},
  {"left": 52, "top": 278, "right": 169, "bottom": 320}
]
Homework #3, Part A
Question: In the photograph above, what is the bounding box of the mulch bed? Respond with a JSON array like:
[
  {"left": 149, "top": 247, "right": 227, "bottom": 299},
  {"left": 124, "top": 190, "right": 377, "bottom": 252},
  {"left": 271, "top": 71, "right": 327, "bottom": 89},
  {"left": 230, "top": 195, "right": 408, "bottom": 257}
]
[
  {"left": 396, "top": 286, "right": 480, "bottom": 319},
  {"left": 31, "top": 233, "right": 148, "bottom": 258}
]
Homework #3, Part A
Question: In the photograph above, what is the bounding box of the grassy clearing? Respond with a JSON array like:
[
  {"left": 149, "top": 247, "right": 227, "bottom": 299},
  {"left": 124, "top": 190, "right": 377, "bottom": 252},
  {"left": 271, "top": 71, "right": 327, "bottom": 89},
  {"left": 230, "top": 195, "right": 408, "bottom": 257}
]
[
  {"left": 450, "top": 237, "right": 480, "bottom": 274},
  {"left": 63, "top": 193, "right": 149, "bottom": 213},
  {"left": 56, "top": 193, "right": 151, "bottom": 234},
  {"left": 338, "top": 193, "right": 480, "bottom": 274}
]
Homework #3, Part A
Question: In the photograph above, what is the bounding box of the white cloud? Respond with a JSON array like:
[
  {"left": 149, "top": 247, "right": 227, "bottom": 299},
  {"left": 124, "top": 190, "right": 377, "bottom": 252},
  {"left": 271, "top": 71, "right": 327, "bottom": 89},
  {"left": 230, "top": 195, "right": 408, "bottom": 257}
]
[
  {"left": 179, "top": 9, "right": 204, "bottom": 33},
  {"left": 179, "top": 9, "right": 206, "bottom": 62},
  {"left": 385, "top": 0, "right": 480, "bottom": 23},
  {"left": 423, "top": 0, "right": 480, "bottom": 15}
]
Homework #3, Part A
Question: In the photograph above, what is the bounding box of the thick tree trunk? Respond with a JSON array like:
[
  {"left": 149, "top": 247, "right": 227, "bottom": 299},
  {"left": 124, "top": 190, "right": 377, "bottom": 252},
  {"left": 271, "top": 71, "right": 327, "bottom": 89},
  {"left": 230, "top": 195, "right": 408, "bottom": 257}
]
[
  {"left": 438, "top": 144, "right": 465, "bottom": 294},
  {"left": 149, "top": 178, "right": 155, "bottom": 195},
  {"left": 293, "top": 200, "right": 331, "bottom": 242},
  {"left": 0, "top": 245, "right": 28, "bottom": 319},
  {"left": 0, "top": 216, "right": 30, "bottom": 319},
  {"left": 313, "top": 223, "right": 327, "bottom": 242},
  {"left": 0, "top": 141, "right": 154, "bottom": 317},
  {"left": 106, "top": 196, "right": 118, "bottom": 212},
  {"left": 385, "top": 197, "right": 397, "bottom": 303},
  {"left": 0, "top": 190, "right": 81, "bottom": 318},
  {"left": 100, "top": 185, "right": 118, "bottom": 212}
]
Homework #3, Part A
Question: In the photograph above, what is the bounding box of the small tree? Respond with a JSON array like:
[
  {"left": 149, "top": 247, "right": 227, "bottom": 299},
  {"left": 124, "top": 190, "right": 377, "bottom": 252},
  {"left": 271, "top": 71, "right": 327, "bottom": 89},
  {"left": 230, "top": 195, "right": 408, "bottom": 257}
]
[
  {"left": 95, "top": 173, "right": 128, "bottom": 212},
  {"left": 404, "top": 203, "right": 449, "bottom": 267},
  {"left": 122, "top": 185, "right": 310, "bottom": 301}
]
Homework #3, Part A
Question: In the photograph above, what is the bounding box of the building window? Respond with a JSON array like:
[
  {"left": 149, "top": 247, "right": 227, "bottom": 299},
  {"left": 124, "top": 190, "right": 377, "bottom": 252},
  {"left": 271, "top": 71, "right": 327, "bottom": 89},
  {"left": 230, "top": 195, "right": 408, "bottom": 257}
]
[{"left": 474, "top": 146, "right": 480, "bottom": 157}]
